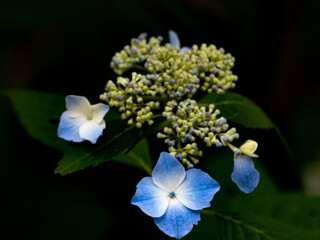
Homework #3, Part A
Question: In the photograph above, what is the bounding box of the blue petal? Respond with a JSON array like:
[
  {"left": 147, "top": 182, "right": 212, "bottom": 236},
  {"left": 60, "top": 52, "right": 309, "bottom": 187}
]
[
  {"left": 131, "top": 177, "right": 169, "bottom": 218},
  {"left": 231, "top": 155, "right": 260, "bottom": 193},
  {"left": 180, "top": 47, "right": 191, "bottom": 57},
  {"left": 57, "top": 111, "right": 86, "bottom": 142},
  {"left": 154, "top": 198, "right": 200, "bottom": 239},
  {"left": 176, "top": 169, "right": 220, "bottom": 210},
  {"left": 168, "top": 30, "right": 181, "bottom": 49},
  {"left": 152, "top": 152, "right": 186, "bottom": 192}
]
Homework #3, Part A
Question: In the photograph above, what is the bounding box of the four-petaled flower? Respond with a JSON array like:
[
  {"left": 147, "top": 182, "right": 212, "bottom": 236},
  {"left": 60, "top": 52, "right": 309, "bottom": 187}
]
[
  {"left": 131, "top": 152, "right": 220, "bottom": 239},
  {"left": 58, "top": 95, "right": 109, "bottom": 144}
]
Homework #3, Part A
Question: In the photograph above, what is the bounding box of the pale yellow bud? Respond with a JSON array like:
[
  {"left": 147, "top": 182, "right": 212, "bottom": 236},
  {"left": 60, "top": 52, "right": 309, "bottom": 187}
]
[{"left": 240, "top": 140, "right": 258, "bottom": 158}]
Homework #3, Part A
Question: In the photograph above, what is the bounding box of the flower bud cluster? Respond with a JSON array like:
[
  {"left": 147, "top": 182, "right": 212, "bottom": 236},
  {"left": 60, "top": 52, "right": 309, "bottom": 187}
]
[
  {"left": 157, "top": 99, "right": 239, "bottom": 165},
  {"left": 100, "top": 72, "right": 160, "bottom": 128},
  {"left": 109, "top": 33, "right": 238, "bottom": 95},
  {"left": 100, "top": 32, "right": 254, "bottom": 166}
]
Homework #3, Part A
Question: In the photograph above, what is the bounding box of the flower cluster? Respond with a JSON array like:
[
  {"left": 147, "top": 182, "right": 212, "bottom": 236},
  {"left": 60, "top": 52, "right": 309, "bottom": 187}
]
[
  {"left": 57, "top": 31, "right": 262, "bottom": 239},
  {"left": 100, "top": 31, "right": 243, "bottom": 167},
  {"left": 158, "top": 98, "right": 239, "bottom": 166}
]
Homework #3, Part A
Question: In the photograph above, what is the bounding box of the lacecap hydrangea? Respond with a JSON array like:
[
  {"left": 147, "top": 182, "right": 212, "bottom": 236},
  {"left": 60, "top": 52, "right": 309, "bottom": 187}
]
[{"left": 58, "top": 30, "right": 261, "bottom": 239}]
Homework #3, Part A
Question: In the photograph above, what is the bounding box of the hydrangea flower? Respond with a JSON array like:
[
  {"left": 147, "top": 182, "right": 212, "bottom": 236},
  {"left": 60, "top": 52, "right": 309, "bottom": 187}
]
[
  {"left": 131, "top": 152, "right": 220, "bottom": 239},
  {"left": 231, "top": 140, "right": 260, "bottom": 193},
  {"left": 168, "top": 30, "right": 191, "bottom": 56},
  {"left": 57, "top": 95, "right": 109, "bottom": 144}
]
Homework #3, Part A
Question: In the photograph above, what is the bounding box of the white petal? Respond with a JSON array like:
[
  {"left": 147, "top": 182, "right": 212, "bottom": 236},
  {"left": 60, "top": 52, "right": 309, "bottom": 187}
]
[
  {"left": 168, "top": 30, "right": 181, "bottom": 49},
  {"left": 91, "top": 103, "right": 110, "bottom": 123},
  {"left": 66, "top": 95, "right": 91, "bottom": 118},
  {"left": 152, "top": 152, "right": 186, "bottom": 192},
  {"left": 57, "top": 111, "right": 86, "bottom": 142},
  {"left": 79, "top": 120, "right": 106, "bottom": 144}
]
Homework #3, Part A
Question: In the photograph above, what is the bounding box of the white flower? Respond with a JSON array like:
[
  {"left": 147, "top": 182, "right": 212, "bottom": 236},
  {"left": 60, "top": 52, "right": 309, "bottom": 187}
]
[
  {"left": 57, "top": 95, "right": 109, "bottom": 144},
  {"left": 168, "top": 30, "right": 191, "bottom": 56}
]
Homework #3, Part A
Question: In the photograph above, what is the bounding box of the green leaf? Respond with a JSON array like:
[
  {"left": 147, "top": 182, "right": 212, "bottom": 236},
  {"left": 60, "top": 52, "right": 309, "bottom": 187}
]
[
  {"left": 113, "top": 138, "right": 153, "bottom": 175},
  {"left": 189, "top": 209, "right": 317, "bottom": 240},
  {"left": 199, "top": 92, "right": 274, "bottom": 129},
  {"left": 3, "top": 89, "right": 68, "bottom": 151}
]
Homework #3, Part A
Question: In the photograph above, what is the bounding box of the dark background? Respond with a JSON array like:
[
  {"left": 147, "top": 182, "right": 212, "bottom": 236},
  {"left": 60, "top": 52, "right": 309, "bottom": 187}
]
[{"left": 0, "top": 0, "right": 319, "bottom": 239}]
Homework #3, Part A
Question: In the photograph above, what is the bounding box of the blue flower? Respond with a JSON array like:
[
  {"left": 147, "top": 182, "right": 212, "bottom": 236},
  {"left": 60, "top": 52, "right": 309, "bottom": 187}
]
[
  {"left": 131, "top": 152, "right": 220, "bottom": 239},
  {"left": 231, "top": 155, "right": 260, "bottom": 194},
  {"left": 57, "top": 95, "right": 109, "bottom": 144},
  {"left": 168, "top": 30, "right": 191, "bottom": 56}
]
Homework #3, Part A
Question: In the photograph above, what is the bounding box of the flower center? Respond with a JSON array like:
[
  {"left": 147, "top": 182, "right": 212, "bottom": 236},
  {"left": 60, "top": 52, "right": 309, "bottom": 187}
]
[
  {"left": 169, "top": 191, "right": 176, "bottom": 198},
  {"left": 87, "top": 113, "right": 93, "bottom": 120}
]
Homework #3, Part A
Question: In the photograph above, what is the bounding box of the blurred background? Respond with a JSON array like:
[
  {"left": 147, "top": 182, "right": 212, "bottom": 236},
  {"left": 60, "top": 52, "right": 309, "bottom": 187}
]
[{"left": 0, "top": 0, "right": 319, "bottom": 239}]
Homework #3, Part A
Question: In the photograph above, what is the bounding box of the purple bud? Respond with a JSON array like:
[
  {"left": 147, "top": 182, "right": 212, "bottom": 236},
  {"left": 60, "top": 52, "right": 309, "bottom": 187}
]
[
  {"left": 195, "top": 78, "right": 200, "bottom": 84},
  {"left": 187, "top": 163, "right": 194, "bottom": 169},
  {"left": 214, "top": 68, "right": 220, "bottom": 76},
  {"left": 187, "top": 83, "right": 194, "bottom": 89},
  {"left": 175, "top": 154, "right": 183, "bottom": 161},
  {"left": 175, "top": 92, "right": 181, "bottom": 98},
  {"left": 205, "top": 111, "right": 211, "bottom": 118},
  {"left": 186, "top": 105, "right": 193, "bottom": 111},
  {"left": 185, "top": 134, "right": 191, "bottom": 141},
  {"left": 133, "top": 88, "right": 140, "bottom": 94},
  {"left": 184, "top": 88, "right": 190, "bottom": 95},
  {"left": 191, "top": 70, "right": 198, "bottom": 75},
  {"left": 169, "top": 93, "right": 175, "bottom": 99},
  {"left": 216, "top": 142, "right": 223, "bottom": 148},
  {"left": 203, "top": 121, "right": 208, "bottom": 127},
  {"left": 212, "top": 85, "right": 218, "bottom": 91},
  {"left": 218, "top": 120, "right": 224, "bottom": 126},
  {"left": 210, "top": 127, "right": 216, "bottom": 132},
  {"left": 145, "top": 80, "right": 150, "bottom": 85},
  {"left": 223, "top": 136, "right": 230, "bottom": 143},
  {"left": 133, "top": 38, "right": 140, "bottom": 45},
  {"left": 169, "top": 79, "right": 175, "bottom": 85},
  {"left": 173, "top": 123, "right": 179, "bottom": 129},
  {"left": 131, "top": 49, "right": 138, "bottom": 55},
  {"left": 116, "top": 95, "right": 123, "bottom": 101},
  {"left": 151, "top": 75, "right": 158, "bottom": 81},
  {"left": 112, "top": 57, "right": 120, "bottom": 65}
]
